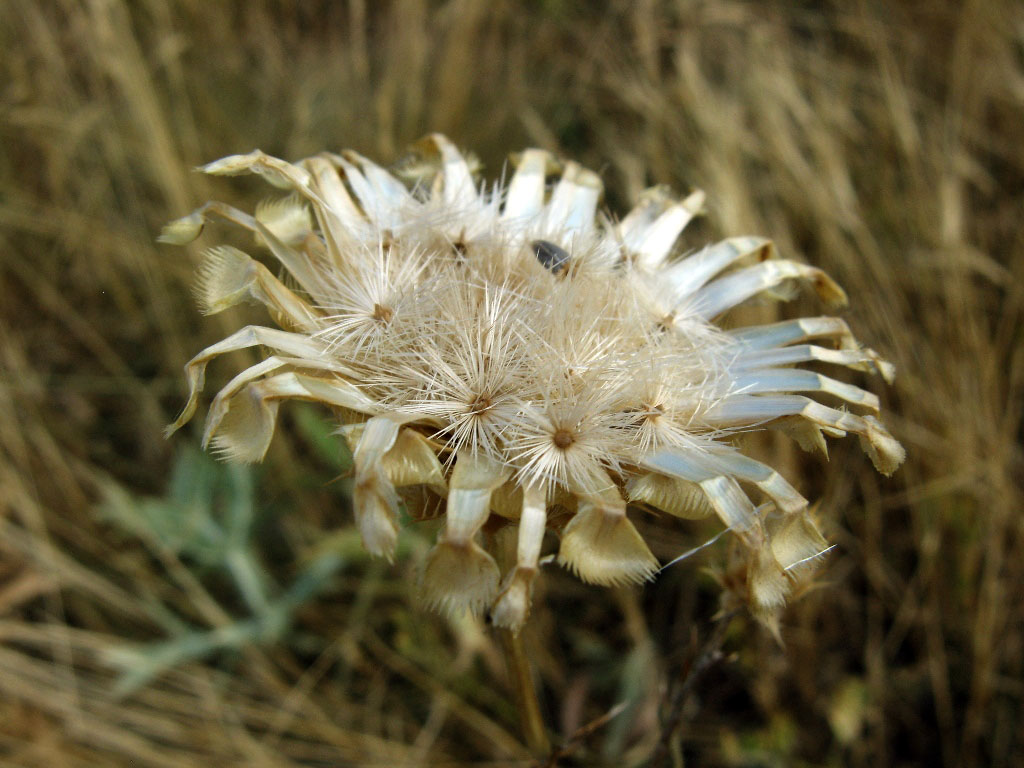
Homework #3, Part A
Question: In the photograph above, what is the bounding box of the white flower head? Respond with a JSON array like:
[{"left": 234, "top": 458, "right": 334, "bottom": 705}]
[{"left": 163, "top": 134, "right": 904, "bottom": 630}]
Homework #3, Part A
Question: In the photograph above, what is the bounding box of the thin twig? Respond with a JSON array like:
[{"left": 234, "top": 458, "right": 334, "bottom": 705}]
[
  {"left": 650, "top": 611, "right": 736, "bottom": 767},
  {"left": 543, "top": 700, "right": 629, "bottom": 766}
]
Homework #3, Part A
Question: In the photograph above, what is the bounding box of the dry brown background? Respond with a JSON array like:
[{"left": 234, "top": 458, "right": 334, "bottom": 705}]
[{"left": 1, "top": 1, "right": 1021, "bottom": 766}]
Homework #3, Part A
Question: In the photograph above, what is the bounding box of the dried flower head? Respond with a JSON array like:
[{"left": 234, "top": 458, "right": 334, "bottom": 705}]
[{"left": 162, "top": 134, "right": 904, "bottom": 630}]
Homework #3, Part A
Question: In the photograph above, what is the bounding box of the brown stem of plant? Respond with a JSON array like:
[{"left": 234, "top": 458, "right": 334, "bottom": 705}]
[
  {"left": 650, "top": 611, "right": 736, "bottom": 767},
  {"left": 491, "top": 526, "right": 550, "bottom": 758},
  {"left": 499, "top": 627, "right": 551, "bottom": 758}
]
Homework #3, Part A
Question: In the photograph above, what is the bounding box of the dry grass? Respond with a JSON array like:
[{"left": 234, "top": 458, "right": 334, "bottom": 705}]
[{"left": 1, "top": 0, "right": 1021, "bottom": 765}]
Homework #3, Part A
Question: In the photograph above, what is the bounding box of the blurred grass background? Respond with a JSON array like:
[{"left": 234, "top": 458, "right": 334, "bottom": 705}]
[{"left": 1, "top": 0, "right": 1021, "bottom": 765}]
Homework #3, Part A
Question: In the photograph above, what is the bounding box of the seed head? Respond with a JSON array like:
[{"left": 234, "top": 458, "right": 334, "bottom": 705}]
[{"left": 163, "top": 135, "right": 904, "bottom": 631}]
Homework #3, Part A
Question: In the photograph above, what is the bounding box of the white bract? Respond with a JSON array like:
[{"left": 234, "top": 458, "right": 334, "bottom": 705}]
[{"left": 163, "top": 134, "right": 904, "bottom": 630}]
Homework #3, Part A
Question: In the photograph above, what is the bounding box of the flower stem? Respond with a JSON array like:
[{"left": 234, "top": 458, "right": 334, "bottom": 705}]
[{"left": 499, "top": 626, "right": 550, "bottom": 757}]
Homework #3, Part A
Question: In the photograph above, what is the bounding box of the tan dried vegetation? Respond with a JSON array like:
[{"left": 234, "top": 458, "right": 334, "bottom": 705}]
[{"left": 0, "top": 1, "right": 1020, "bottom": 766}]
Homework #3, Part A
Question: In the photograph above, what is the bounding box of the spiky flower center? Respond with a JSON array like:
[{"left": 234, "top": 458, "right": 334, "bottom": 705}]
[
  {"left": 552, "top": 427, "right": 575, "bottom": 450},
  {"left": 467, "top": 394, "right": 493, "bottom": 416}
]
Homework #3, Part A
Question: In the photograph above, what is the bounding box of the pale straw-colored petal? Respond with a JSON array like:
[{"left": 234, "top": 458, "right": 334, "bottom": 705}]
[
  {"left": 733, "top": 343, "right": 895, "bottom": 384},
  {"left": 748, "top": 546, "right": 791, "bottom": 618},
  {"left": 194, "top": 246, "right": 319, "bottom": 328},
  {"left": 695, "top": 451, "right": 808, "bottom": 515},
  {"left": 689, "top": 260, "right": 848, "bottom": 319},
  {"left": 301, "top": 155, "right": 372, "bottom": 252},
  {"left": 770, "top": 416, "right": 832, "bottom": 457},
  {"left": 206, "top": 355, "right": 355, "bottom": 442},
  {"left": 352, "top": 415, "right": 405, "bottom": 560},
  {"left": 166, "top": 325, "right": 340, "bottom": 436},
  {"left": 503, "top": 149, "right": 555, "bottom": 222},
  {"left": 158, "top": 201, "right": 321, "bottom": 296},
  {"left": 328, "top": 153, "right": 396, "bottom": 228},
  {"left": 199, "top": 149, "right": 313, "bottom": 190},
  {"left": 422, "top": 452, "right": 509, "bottom": 615},
  {"left": 339, "top": 150, "right": 414, "bottom": 211},
  {"left": 204, "top": 372, "right": 380, "bottom": 463},
  {"left": 639, "top": 453, "right": 766, "bottom": 548},
  {"left": 630, "top": 190, "right": 705, "bottom": 271},
  {"left": 254, "top": 195, "right": 313, "bottom": 246},
  {"left": 766, "top": 512, "right": 829, "bottom": 574},
  {"left": 728, "top": 315, "right": 857, "bottom": 350},
  {"left": 646, "top": 444, "right": 795, "bottom": 537},
  {"left": 654, "top": 236, "right": 773, "bottom": 304},
  {"left": 625, "top": 472, "right": 715, "bottom": 519},
  {"left": 558, "top": 483, "right": 658, "bottom": 586},
  {"left": 491, "top": 484, "right": 547, "bottom": 630},
  {"left": 413, "top": 133, "right": 478, "bottom": 210},
  {"left": 342, "top": 423, "right": 448, "bottom": 497},
  {"left": 731, "top": 368, "right": 881, "bottom": 412},
  {"left": 546, "top": 162, "right": 603, "bottom": 235},
  {"left": 616, "top": 186, "right": 673, "bottom": 251},
  {"left": 704, "top": 394, "right": 905, "bottom": 474}
]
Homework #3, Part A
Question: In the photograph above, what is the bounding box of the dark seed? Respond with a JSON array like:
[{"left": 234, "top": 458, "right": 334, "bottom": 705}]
[{"left": 532, "top": 239, "right": 571, "bottom": 274}]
